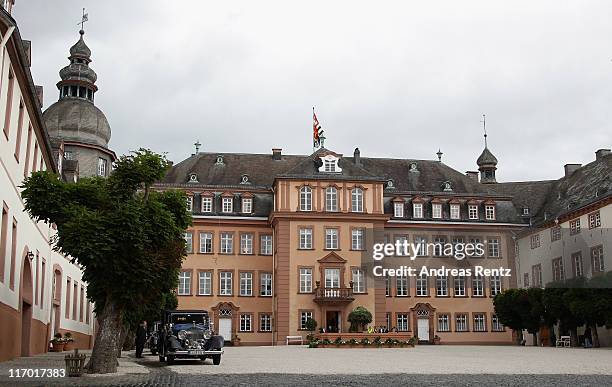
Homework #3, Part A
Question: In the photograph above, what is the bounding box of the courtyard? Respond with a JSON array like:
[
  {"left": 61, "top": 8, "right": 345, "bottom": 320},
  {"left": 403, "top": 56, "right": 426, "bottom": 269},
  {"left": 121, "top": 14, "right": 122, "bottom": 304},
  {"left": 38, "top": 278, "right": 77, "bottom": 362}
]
[{"left": 0, "top": 345, "right": 611, "bottom": 386}]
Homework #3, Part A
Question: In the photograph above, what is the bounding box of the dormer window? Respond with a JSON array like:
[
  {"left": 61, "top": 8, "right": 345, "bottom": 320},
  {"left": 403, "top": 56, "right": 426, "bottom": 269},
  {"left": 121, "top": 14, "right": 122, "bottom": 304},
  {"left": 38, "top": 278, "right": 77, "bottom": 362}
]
[
  {"left": 522, "top": 207, "right": 530, "bottom": 216},
  {"left": 201, "top": 196, "right": 213, "bottom": 213},
  {"left": 387, "top": 180, "right": 395, "bottom": 189},
  {"left": 240, "top": 174, "right": 250, "bottom": 184},
  {"left": 432, "top": 203, "right": 442, "bottom": 219},
  {"left": 188, "top": 173, "right": 198, "bottom": 183},
  {"left": 450, "top": 204, "right": 460, "bottom": 220},
  {"left": 485, "top": 204, "right": 496, "bottom": 220},
  {"left": 442, "top": 181, "right": 452, "bottom": 192},
  {"left": 409, "top": 162, "right": 418, "bottom": 172},
  {"left": 318, "top": 154, "right": 342, "bottom": 173},
  {"left": 413, "top": 203, "right": 424, "bottom": 218},
  {"left": 215, "top": 155, "right": 224, "bottom": 165},
  {"left": 394, "top": 202, "right": 404, "bottom": 218},
  {"left": 242, "top": 197, "right": 252, "bottom": 214},
  {"left": 222, "top": 197, "right": 233, "bottom": 213},
  {"left": 468, "top": 205, "right": 479, "bottom": 220},
  {"left": 186, "top": 196, "right": 193, "bottom": 212}
]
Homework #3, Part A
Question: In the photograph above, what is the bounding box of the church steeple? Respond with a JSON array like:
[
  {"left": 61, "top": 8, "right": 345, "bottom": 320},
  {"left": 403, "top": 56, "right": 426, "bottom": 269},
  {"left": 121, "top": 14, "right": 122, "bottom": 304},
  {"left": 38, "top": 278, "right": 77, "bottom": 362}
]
[
  {"left": 57, "top": 29, "right": 98, "bottom": 103},
  {"left": 476, "top": 115, "right": 498, "bottom": 183}
]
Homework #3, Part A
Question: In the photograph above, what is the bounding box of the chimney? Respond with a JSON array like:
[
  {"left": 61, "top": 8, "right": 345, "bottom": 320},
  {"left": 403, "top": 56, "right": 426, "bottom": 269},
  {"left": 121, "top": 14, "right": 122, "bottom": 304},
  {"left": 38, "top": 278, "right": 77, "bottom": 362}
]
[
  {"left": 595, "top": 149, "right": 611, "bottom": 160},
  {"left": 34, "top": 85, "right": 43, "bottom": 106},
  {"left": 272, "top": 148, "right": 282, "bottom": 160},
  {"left": 564, "top": 163, "right": 581, "bottom": 177},
  {"left": 465, "top": 171, "right": 479, "bottom": 182},
  {"left": 22, "top": 40, "right": 31, "bottom": 67},
  {"left": 353, "top": 148, "right": 361, "bottom": 166}
]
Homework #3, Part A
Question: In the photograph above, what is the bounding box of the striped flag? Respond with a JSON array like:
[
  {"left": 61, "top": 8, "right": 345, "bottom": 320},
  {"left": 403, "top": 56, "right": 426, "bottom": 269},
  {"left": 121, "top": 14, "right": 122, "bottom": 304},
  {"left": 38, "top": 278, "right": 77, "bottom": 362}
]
[{"left": 313, "top": 109, "right": 322, "bottom": 148}]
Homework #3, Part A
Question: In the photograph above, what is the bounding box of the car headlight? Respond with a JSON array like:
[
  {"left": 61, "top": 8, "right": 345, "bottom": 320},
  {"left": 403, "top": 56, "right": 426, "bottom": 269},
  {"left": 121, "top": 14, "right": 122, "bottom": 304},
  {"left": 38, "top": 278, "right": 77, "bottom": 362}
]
[
  {"left": 177, "top": 330, "right": 187, "bottom": 340},
  {"left": 204, "top": 331, "right": 212, "bottom": 340}
]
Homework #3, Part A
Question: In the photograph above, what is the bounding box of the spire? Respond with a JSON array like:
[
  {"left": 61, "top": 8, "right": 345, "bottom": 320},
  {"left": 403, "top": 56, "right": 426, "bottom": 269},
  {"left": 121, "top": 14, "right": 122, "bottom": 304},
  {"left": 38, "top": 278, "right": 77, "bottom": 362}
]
[
  {"left": 436, "top": 149, "right": 443, "bottom": 162},
  {"left": 56, "top": 23, "right": 97, "bottom": 103},
  {"left": 476, "top": 114, "right": 498, "bottom": 183}
]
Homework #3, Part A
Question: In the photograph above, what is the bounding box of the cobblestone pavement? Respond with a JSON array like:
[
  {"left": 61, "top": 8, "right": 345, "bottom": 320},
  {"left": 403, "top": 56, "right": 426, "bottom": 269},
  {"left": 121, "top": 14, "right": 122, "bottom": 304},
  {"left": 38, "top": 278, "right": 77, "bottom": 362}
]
[{"left": 0, "top": 346, "right": 611, "bottom": 386}]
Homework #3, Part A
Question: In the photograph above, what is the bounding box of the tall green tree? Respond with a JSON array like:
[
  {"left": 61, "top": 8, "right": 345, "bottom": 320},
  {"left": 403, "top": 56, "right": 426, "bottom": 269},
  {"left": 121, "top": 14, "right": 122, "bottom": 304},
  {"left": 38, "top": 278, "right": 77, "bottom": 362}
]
[
  {"left": 21, "top": 149, "right": 190, "bottom": 373},
  {"left": 347, "top": 306, "right": 373, "bottom": 332},
  {"left": 543, "top": 278, "right": 584, "bottom": 347},
  {"left": 493, "top": 289, "right": 525, "bottom": 344}
]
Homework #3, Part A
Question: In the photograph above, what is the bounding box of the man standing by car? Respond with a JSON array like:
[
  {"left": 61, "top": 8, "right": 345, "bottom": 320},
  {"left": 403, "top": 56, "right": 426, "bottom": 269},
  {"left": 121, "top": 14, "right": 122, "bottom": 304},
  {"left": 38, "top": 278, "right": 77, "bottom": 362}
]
[{"left": 135, "top": 321, "right": 147, "bottom": 358}]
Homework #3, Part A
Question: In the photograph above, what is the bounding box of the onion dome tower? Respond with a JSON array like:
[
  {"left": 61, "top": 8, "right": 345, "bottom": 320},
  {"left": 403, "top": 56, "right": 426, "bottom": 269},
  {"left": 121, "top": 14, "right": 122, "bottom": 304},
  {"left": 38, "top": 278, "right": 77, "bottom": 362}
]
[{"left": 43, "top": 29, "right": 115, "bottom": 179}]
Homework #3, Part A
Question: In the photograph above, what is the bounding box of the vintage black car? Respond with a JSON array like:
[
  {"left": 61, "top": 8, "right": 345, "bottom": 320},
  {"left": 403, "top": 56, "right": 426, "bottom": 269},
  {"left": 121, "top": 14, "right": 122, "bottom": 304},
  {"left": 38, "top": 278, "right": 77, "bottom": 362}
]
[{"left": 158, "top": 310, "right": 224, "bottom": 365}]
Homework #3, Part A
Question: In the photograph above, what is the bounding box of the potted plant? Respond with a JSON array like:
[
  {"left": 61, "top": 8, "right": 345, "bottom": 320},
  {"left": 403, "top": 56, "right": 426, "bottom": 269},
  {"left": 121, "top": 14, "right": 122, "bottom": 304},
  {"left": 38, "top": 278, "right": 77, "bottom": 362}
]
[
  {"left": 334, "top": 336, "right": 343, "bottom": 347},
  {"left": 63, "top": 332, "right": 75, "bottom": 351},
  {"left": 232, "top": 334, "right": 241, "bottom": 346},
  {"left": 408, "top": 336, "right": 418, "bottom": 347},
  {"left": 50, "top": 333, "right": 65, "bottom": 352},
  {"left": 347, "top": 306, "right": 373, "bottom": 332},
  {"left": 347, "top": 338, "right": 358, "bottom": 348},
  {"left": 433, "top": 335, "right": 441, "bottom": 345}
]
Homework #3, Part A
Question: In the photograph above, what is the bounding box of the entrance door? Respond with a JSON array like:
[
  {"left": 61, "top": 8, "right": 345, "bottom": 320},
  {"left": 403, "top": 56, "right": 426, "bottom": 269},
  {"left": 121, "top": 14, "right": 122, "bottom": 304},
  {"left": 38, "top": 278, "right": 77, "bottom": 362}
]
[
  {"left": 218, "top": 318, "right": 232, "bottom": 343},
  {"left": 21, "top": 302, "right": 32, "bottom": 356},
  {"left": 417, "top": 318, "right": 429, "bottom": 342},
  {"left": 326, "top": 311, "right": 340, "bottom": 333}
]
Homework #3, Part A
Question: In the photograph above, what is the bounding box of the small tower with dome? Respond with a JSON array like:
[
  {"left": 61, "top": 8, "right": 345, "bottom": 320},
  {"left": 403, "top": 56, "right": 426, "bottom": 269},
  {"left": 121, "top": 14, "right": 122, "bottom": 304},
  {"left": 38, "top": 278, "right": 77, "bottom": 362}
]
[{"left": 43, "top": 27, "right": 115, "bottom": 179}]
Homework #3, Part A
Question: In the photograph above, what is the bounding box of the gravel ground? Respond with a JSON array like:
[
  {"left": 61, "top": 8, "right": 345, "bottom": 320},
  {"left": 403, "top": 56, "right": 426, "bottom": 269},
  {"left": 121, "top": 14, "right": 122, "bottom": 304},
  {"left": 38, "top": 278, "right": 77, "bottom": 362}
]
[{"left": 0, "top": 345, "right": 611, "bottom": 386}]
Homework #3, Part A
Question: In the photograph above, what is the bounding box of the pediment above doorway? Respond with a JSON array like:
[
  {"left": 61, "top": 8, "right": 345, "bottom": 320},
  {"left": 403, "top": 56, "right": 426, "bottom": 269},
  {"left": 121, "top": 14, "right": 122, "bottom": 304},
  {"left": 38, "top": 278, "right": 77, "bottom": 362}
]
[{"left": 317, "top": 251, "right": 346, "bottom": 264}]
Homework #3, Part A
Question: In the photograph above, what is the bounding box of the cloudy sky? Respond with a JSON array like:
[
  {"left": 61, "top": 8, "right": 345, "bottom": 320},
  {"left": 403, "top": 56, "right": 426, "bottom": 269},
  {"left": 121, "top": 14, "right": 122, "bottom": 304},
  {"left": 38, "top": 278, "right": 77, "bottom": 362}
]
[{"left": 15, "top": 0, "right": 612, "bottom": 181}]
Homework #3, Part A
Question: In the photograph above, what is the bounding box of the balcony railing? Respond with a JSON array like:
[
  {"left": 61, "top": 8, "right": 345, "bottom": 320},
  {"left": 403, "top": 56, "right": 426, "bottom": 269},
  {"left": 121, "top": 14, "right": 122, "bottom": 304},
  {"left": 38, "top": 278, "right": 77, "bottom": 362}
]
[{"left": 313, "top": 286, "right": 354, "bottom": 304}]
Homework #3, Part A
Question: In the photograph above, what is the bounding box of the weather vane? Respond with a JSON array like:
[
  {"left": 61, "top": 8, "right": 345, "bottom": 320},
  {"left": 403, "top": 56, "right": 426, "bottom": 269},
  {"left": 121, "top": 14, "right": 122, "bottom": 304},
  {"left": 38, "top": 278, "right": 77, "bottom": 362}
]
[
  {"left": 480, "top": 114, "right": 487, "bottom": 147},
  {"left": 78, "top": 8, "right": 88, "bottom": 32}
]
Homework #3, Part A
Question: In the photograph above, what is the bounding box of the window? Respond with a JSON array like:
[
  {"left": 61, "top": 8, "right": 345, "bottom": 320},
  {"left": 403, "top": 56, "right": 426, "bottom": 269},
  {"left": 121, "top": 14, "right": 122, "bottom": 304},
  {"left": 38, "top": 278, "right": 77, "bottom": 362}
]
[
  {"left": 433, "top": 236, "right": 446, "bottom": 257},
  {"left": 63, "top": 150, "right": 74, "bottom": 160},
  {"left": 569, "top": 219, "right": 580, "bottom": 235},
  {"left": 487, "top": 238, "right": 500, "bottom": 258},
  {"left": 522, "top": 207, "right": 530, "bottom": 216},
  {"left": 588, "top": 211, "right": 601, "bottom": 229},
  {"left": 239, "top": 272, "right": 253, "bottom": 296},
  {"left": 325, "top": 186, "right": 338, "bottom": 211},
  {"left": 240, "top": 234, "right": 253, "bottom": 254},
  {"left": 351, "top": 229, "right": 364, "bottom": 250},
  {"left": 14, "top": 101, "right": 24, "bottom": 160},
  {"left": 201, "top": 196, "right": 213, "bottom": 212},
  {"left": 552, "top": 257, "right": 565, "bottom": 281},
  {"left": 260, "top": 235, "right": 273, "bottom": 255},
  {"left": 299, "top": 268, "right": 313, "bottom": 293},
  {"left": 485, "top": 205, "right": 495, "bottom": 220},
  {"left": 351, "top": 188, "right": 363, "bottom": 212},
  {"left": 178, "top": 271, "right": 191, "bottom": 295},
  {"left": 0, "top": 204, "right": 8, "bottom": 283},
  {"left": 432, "top": 203, "right": 442, "bottom": 219},
  {"left": 468, "top": 205, "right": 478, "bottom": 220},
  {"left": 220, "top": 233, "right": 233, "bottom": 254},
  {"left": 260, "top": 272, "right": 272, "bottom": 296},
  {"left": 199, "top": 232, "right": 212, "bottom": 253},
  {"left": 324, "top": 268, "right": 340, "bottom": 289},
  {"left": 242, "top": 198, "right": 252, "bottom": 214},
  {"left": 530, "top": 233, "right": 540, "bottom": 249},
  {"left": 219, "top": 271, "right": 233, "bottom": 295},
  {"left": 473, "top": 313, "right": 486, "bottom": 332},
  {"left": 260, "top": 314, "right": 272, "bottom": 332},
  {"left": 239, "top": 314, "right": 252, "bottom": 332},
  {"left": 436, "top": 275, "right": 448, "bottom": 296},
  {"left": 394, "top": 202, "right": 404, "bottom": 217},
  {"left": 469, "top": 237, "right": 483, "bottom": 257},
  {"left": 550, "top": 226, "right": 561, "bottom": 242},
  {"left": 396, "top": 273, "right": 408, "bottom": 296},
  {"left": 325, "top": 228, "right": 339, "bottom": 250},
  {"left": 198, "top": 271, "right": 212, "bottom": 295},
  {"left": 386, "top": 313, "right": 391, "bottom": 330},
  {"left": 222, "top": 197, "right": 233, "bottom": 213},
  {"left": 413, "top": 203, "right": 423, "bottom": 218},
  {"left": 184, "top": 232, "right": 193, "bottom": 253},
  {"left": 438, "top": 314, "right": 450, "bottom": 332},
  {"left": 97, "top": 158, "right": 107, "bottom": 177},
  {"left": 472, "top": 275, "right": 484, "bottom": 296},
  {"left": 416, "top": 274, "right": 428, "bottom": 296},
  {"left": 300, "top": 311, "right": 313, "bottom": 330},
  {"left": 572, "top": 252, "right": 583, "bottom": 278},
  {"left": 414, "top": 236, "right": 427, "bottom": 256},
  {"left": 450, "top": 204, "right": 460, "bottom": 220},
  {"left": 591, "top": 245, "right": 605, "bottom": 274},
  {"left": 352, "top": 268, "right": 365, "bottom": 293},
  {"left": 299, "top": 186, "right": 312, "bottom": 211},
  {"left": 396, "top": 313, "right": 409, "bottom": 332},
  {"left": 490, "top": 275, "right": 502, "bottom": 296},
  {"left": 523, "top": 273, "right": 530, "bottom": 287},
  {"left": 455, "top": 314, "right": 468, "bottom": 332},
  {"left": 3, "top": 69, "right": 15, "bottom": 139},
  {"left": 385, "top": 276, "right": 391, "bottom": 296},
  {"left": 454, "top": 276, "right": 465, "bottom": 296},
  {"left": 532, "top": 264, "right": 542, "bottom": 288},
  {"left": 491, "top": 314, "right": 504, "bottom": 331},
  {"left": 65, "top": 278, "right": 71, "bottom": 319},
  {"left": 323, "top": 158, "right": 336, "bottom": 172},
  {"left": 186, "top": 196, "right": 193, "bottom": 212},
  {"left": 299, "top": 228, "right": 313, "bottom": 249}
]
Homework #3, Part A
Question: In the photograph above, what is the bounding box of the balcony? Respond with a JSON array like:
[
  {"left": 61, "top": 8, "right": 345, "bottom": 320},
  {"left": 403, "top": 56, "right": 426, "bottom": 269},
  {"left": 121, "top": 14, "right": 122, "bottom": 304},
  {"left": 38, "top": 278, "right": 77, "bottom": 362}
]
[{"left": 314, "top": 284, "right": 355, "bottom": 305}]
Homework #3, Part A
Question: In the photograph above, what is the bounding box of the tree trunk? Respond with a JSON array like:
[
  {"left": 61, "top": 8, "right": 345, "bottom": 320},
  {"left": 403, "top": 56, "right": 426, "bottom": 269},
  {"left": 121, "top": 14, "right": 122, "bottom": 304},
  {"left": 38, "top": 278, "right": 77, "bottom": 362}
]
[
  {"left": 86, "top": 300, "right": 123, "bottom": 374},
  {"left": 514, "top": 329, "right": 523, "bottom": 345},
  {"left": 592, "top": 325, "right": 600, "bottom": 348},
  {"left": 570, "top": 327, "right": 578, "bottom": 347}
]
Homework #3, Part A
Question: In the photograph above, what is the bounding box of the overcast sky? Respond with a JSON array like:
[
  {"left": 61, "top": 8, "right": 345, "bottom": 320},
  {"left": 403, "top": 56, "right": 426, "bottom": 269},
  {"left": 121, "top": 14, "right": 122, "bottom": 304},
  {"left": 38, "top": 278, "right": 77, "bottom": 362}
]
[{"left": 15, "top": 0, "right": 612, "bottom": 181}]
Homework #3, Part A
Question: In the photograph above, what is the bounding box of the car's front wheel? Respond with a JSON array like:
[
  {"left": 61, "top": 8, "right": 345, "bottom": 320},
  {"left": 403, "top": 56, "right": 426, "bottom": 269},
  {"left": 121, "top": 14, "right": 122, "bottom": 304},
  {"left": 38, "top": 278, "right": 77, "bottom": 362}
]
[{"left": 212, "top": 354, "right": 221, "bottom": 365}]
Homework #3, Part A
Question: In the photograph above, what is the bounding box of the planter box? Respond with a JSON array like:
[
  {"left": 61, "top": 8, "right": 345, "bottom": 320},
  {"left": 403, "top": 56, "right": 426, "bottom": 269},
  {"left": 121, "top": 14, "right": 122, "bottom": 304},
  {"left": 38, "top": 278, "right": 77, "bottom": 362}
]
[
  {"left": 315, "top": 343, "right": 415, "bottom": 349},
  {"left": 64, "top": 341, "right": 75, "bottom": 351},
  {"left": 49, "top": 343, "right": 65, "bottom": 352}
]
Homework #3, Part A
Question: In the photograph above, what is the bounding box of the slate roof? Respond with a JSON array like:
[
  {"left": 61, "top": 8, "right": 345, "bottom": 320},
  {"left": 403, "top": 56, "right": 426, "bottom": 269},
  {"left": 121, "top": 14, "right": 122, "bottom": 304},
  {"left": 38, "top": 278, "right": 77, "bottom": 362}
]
[{"left": 477, "top": 147, "right": 498, "bottom": 166}]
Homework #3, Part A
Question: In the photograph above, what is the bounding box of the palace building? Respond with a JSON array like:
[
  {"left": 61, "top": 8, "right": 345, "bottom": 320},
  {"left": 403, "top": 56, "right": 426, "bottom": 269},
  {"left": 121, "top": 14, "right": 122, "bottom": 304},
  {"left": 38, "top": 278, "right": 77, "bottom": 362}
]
[
  {"left": 157, "top": 142, "right": 537, "bottom": 346},
  {"left": 0, "top": 2, "right": 97, "bottom": 361}
]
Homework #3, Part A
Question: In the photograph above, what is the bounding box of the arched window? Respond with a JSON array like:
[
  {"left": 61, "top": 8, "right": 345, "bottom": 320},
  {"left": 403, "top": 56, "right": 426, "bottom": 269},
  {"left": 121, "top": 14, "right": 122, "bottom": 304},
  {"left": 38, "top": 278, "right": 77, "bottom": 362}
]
[
  {"left": 299, "top": 186, "right": 312, "bottom": 211},
  {"left": 351, "top": 187, "right": 363, "bottom": 212},
  {"left": 325, "top": 186, "right": 338, "bottom": 212}
]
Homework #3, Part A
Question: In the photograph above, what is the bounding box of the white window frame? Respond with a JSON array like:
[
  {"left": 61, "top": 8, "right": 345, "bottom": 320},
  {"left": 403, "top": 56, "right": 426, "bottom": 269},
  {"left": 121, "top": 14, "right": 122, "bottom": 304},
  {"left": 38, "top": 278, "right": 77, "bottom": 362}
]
[
  {"left": 492, "top": 314, "right": 504, "bottom": 331},
  {"left": 450, "top": 204, "right": 460, "bottom": 220},
  {"left": 394, "top": 202, "right": 404, "bottom": 217},
  {"left": 198, "top": 271, "right": 212, "bottom": 295},
  {"left": 488, "top": 238, "right": 500, "bottom": 258},
  {"left": 239, "top": 272, "right": 253, "bottom": 296},
  {"left": 260, "top": 314, "right": 272, "bottom": 332},
  {"left": 438, "top": 314, "right": 450, "bottom": 332},
  {"left": 468, "top": 205, "right": 478, "bottom": 220},
  {"left": 219, "top": 271, "right": 233, "bottom": 295},
  {"left": 474, "top": 313, "right": 486, "bottom": 332},
  {"left": 299, "top": 228, "right": 313, "bottom": 249},
  {"left": 239, "top": 314, "right": 252, "bottom": 332},
  {"left": 456, "top": 314, "right": 468, "bottom": 332},
  {"left": 242, "top": 197, "right": 253, "bottom": 214},
  {"left": 416, "top": 274, "right": 428, "bottom": 296},
  {"left": 432, "top": 203, "right": 442, "bottom": 219},
  {"left": 396, "top": 313, "right": 409, "bottom": 332},
  {"left": 260, "top": 272, "right": 272, "bottom": 296},
  {"left": 299, "top": 186, "right": 312, "bottom": 211},
  {"left": 299, "top": 268, "right": 313, "bottom": 293},
  {"left": 351, "top": 229, "right": 363, "bottom": 250},
  {"left": 199, "top": 232, "right": 213, "bottom": 253},
  {"left": 240, "top": 233, "right": 253, "bottom": 255},
  {"left": 220, "top": 233, "right": 233, "bottom": 254},
  {"left": 352, "top": 268, "right": 365, "bottom": 293},
  {"left": 324, "top": 268, "right": 340, "bottom": 289},
  {"left": 351, "top": 188, "right": 363, "bottom": 212},
  {"left": 485, "top": 205, "right": 495, "bottom": 220},
  {"left": 178, "top": 271, "right": 191, "bottom": 295},
  {"left": 454, "top": 276, "right": 465, "bottom": 296},
  {"left": 186, "top": 196, "right": 193, "bottom": 212},
  {"left": 325, "top": 186, "right": 338, "bottom": 212},
  {"left": 413, "top": 203, "right": 423, "bottom": 218},
  {"left": 184, "top": 232, "right": 193, "bottom": 253},
  {"left": 436, "top": 275, "right": 448, "bottom": 296},
  {"left": 201, "top": 196, "right": 213, "bottom": 212},
  {"left": 490, "top": 275, "right": 502, "bottom": 296},
  {"left": 300, "top": 311, "right": 313, "bottom": 330},
  {"left": 396, "top": 273, "right": 408, "bottom": 296},
  {"left": 97, "top": 157, "right": 107, "bottom": 177},
  {"left": 260, "top": 234, "right": 273, "bottom": 255},
  {"left": 572, "top": 252, "right": 583, "bottom": 277},
  {"left": 588, "top": 211, "right": 601, "bottom": 229},
  {"left": 222, "top": 197, "right": 233, "bottom": 213},
  {"left": 472, "top": 275, "right": 484, "bottom": 296},
  {"left": 325, "top": 228, "right": 339, "bottom": 250}
]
